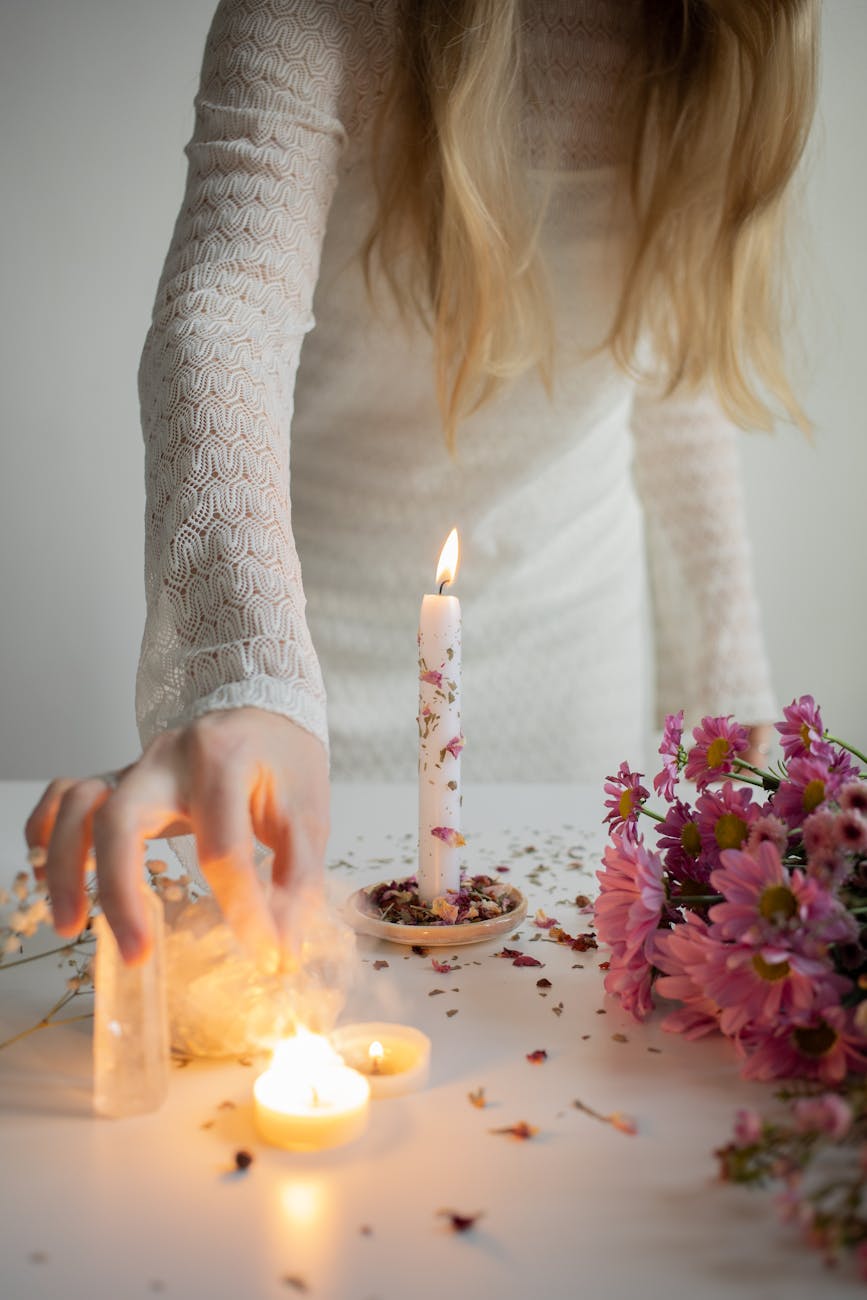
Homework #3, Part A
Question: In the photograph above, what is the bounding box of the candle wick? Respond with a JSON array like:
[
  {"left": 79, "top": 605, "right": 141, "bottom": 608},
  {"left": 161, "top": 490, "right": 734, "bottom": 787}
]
[
  {"left": 371, "top": 1057, "right": 380, "bottom": 1075},
  {"left": 438, "top": 580, "right": 447, "bottom": 595},
  {"left": 310, "top": 1086, "right": 320, "bottom": 1108}
]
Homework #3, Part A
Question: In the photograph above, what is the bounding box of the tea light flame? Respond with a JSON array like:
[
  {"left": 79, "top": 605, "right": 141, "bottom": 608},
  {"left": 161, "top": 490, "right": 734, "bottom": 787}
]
[
  {"left": 368, "top": 1040, "right": 384, "bottom": 1074},
  {"left": 435, "top": 528, "right": 460, "bottom": 589}
]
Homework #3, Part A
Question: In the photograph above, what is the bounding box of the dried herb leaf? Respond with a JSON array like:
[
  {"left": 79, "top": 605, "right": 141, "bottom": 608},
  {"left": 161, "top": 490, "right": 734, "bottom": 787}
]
[
  {"left": 489, "top": 1122, "right": 538, "bottom": 1140},
  {"left": 468, "top": 1087, "right": 487, "bottom": 1109}
]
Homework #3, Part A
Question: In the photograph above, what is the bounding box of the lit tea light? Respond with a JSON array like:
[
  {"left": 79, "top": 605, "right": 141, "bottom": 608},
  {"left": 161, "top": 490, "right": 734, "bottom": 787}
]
[
  {"left": 331, "top": 1022, "right": 431, "bottom": 1099},
  {"left": 253, "top": 1030, "right": 370, "bottom": 1151}
]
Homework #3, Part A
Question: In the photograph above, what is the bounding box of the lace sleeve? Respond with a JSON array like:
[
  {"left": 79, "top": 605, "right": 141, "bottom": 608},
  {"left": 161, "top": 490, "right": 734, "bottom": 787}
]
[
  {"left": 136, "top": 0, "right": 355, "bottom": 756},
  {"left": 630, "top": 384, "right": 778, "bottom": 729}
]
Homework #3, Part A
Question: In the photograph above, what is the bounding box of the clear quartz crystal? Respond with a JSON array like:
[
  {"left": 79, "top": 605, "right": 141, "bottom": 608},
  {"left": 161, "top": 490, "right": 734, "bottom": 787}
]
[{"left": 93, "top": 888, "right": 169, "bottom": 1117}]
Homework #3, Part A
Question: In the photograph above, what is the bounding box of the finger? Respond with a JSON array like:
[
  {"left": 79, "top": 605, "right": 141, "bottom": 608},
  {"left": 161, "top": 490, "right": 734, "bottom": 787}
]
[
  {"left": 188, "top": 764, "right": 280, "bottom": 974},
  {"left": 92, "top": 759, "right": 183, "bottom": 965},
  {"left": 44, "top": 779, "right": 110, "bottom": 935},
  {"left": 24, "top": 778, "right": 77, "bottom": 880}
]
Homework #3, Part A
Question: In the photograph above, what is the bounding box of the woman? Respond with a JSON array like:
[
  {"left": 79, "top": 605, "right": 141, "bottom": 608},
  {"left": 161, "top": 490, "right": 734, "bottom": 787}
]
[{"left": 25, "top": 0, "right": 816, "bottom": 968}]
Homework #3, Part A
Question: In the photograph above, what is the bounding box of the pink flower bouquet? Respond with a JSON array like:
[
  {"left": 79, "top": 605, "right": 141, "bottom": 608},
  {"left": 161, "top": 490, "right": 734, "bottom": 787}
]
[{"left": 596, "top": 697, "right": 867, "bottom": 1273}]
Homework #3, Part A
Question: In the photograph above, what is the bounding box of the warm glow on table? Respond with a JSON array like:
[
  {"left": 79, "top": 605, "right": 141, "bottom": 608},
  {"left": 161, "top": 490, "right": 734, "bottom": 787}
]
[{"left": 253, "top": 1031, "right": 370, "bottom": 1151}]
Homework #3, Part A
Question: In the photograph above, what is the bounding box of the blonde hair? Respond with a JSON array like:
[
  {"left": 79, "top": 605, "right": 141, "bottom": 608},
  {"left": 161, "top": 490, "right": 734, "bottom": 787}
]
[{"left": 363, "top": 0, "right": 819, "bottom": 446}]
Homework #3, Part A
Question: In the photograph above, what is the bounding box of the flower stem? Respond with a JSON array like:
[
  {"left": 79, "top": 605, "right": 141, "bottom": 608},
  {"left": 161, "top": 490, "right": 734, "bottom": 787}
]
[
  {"left": 825, "top": 734, "right": 867, "bottom": 767},
  {"left": 0, "top": 987, "right": 82, "bottom": 1051},
  {"left": 728, "top": 771, "right": 765, "bottom": 788},
  {"left": 0, "top": 940, "right": 92, "bottom": 970},
  {"left": 638, "top": 805, "right": 665, "bottom": 823}
]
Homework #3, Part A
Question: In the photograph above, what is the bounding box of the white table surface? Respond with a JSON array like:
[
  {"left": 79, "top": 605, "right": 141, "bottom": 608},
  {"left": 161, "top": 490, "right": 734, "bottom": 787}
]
[{"left": 0, "top": 780, "right": 862, "bottom": 1300}]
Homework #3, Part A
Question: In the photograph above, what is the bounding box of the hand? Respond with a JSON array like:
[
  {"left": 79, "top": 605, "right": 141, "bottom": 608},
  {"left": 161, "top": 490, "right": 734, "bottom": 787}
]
[
  {"left": 745, "top": 723, "right": 774, "bottom": 770},
  {"left": 23, "top": 709, "right": 329, "bottom": 970}
]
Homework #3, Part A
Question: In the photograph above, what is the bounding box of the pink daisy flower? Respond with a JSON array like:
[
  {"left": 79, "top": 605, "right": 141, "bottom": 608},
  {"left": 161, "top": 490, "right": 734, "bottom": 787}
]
[
  {"left": 655, "top": 799, "right": 709, "bottom": 883},
  {"left": 602, "top": 946, "right": 656, "bottom": 1022},
  {"left": 653, "top": 911, "right": 720, "bottom": 1038},
  {"left": 776, "top": 695, "right": 825, "bottom": 760},
  {"left": 738, "top": 1005, "right": 867, "bottom": 1084},
  {"left": 653, "top": 710, "right": 684, "bottom": 802},
  {"left": 696, "top": 782, "right": 760, "bottom": 870},
  {"left": 595, "top": 834, "right": 665, "bottom": 965},
  {"left": 603, "top": 762, "right": 649, "bottom": 840},
  {"left": 746, "top": 813, "right": 790, "bottom": 857},
  {"left": 839, "top": 780, "right": 867, "bottom": 816},
  {"left": 685, "top": 715, "right": 750, "bottom": 790},
  {"left": 709, "top": 841, "right": 856, "bottom": 953},
  {"left": 697, "top": 936, "right": 848, "bottom": 1039},
  {"left": 775, "top": 754, "right": 846, "bottom": 829}
]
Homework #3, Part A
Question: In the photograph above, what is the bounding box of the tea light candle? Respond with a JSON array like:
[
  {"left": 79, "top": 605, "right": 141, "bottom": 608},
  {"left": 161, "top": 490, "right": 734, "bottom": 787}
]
[
  {"left": 331, "top": 1022, "right": 431, "bottom": 1099},
  {"left": 253, "top": 1031, "right": 370, "bottom": 1150}
]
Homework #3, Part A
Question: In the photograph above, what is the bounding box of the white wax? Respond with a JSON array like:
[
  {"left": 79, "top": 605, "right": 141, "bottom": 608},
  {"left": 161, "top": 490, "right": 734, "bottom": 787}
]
[
  {"left": 252, "top": 1034, "right": 370, "bottom": 1151},
  {"left": 417, "top": 591, "right": 463, "bottom": 901},
  {"left": 331, "top": 1022, "right": 432, "bottom": 1099}
]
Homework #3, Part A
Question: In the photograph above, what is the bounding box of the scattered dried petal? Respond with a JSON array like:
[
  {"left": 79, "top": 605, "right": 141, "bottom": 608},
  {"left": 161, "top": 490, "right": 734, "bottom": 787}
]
[
  {"left": 372, "top": 960, "right": 389, "bottom": 971},
  {"left": 489, "top": 1122, "right": 538, "bottom": 1140},
  {"left": 446, "top": 1008, "right": 459, "bottom": 1017},
  {"left": 438, "top": 1209, "right": 483, "bottom": 1233},
  {"left": 431, "top": 958, "right": 452, "bottom": 973},
  {"left": 536, "top": 978, "right": 552, "bottom": 989},
  {"left": 359, "top": 1225, "right": 373, "bottom": 1237},
  {"left": 512, "top": 954, "right": 543, "bottom": 968},
  {"left": 468, "top": 1088, "right": 487, "bottom": 1109},
  {"left": 611, "top": 1033, "right": 628, "bottom": 1044},
  {"left": 533, "top": 909, "right": 558, "bottom": 930},
  {"left": 281, "top": 1277, "right": 308, "bottom": 1293},
  {"left": 526, "top": 1049, "right": 548, "bottom": 1064},
  {"left": 428, "top": 988, "right": 445, "bottom": 997},
  {"left": 234, "top": 1150, "right": 254, "bottom": 1171},
  {"left": 573, "top": 1099, "right": 637, "bottom": 1135}
]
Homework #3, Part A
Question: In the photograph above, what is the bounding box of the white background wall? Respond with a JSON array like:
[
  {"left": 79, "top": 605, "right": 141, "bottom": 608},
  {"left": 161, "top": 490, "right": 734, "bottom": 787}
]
[{"left": 0, "top": 0, "right": 865, "bottom": 781}]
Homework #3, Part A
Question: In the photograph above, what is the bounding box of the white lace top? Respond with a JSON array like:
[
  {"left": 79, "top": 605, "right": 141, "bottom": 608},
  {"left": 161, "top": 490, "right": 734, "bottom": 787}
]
[{"left": 136, "top": 0, "right": 776, "bottom": 783}]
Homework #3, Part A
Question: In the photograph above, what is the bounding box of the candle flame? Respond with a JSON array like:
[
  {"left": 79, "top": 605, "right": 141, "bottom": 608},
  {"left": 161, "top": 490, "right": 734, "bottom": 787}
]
[
  {"left": 368, "top": 1041, "right": 384, "bottom": 1063},
  {"left": 435, "top": 528, "right": 460, "bottom": 589}
]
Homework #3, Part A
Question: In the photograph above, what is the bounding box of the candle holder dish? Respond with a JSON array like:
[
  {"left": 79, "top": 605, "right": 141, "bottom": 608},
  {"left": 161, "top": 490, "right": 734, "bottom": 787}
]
[{"left": 345, "top": 874, "right": 527, "bottom": 947}]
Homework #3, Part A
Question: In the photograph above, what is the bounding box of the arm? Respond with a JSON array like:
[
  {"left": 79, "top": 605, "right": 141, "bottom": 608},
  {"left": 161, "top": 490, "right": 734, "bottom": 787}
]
[
  {"left": 630, "top": 383, "right": 777, "bottom": 734},
  {"left": 136, "top": 0, "right": 352, "bottom": 756}
]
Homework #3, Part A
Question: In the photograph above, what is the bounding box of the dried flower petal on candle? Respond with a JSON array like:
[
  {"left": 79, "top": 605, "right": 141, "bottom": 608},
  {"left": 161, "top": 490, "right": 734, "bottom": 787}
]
[
  {"left": 430, "top": 827, "right": 466, "bottom": 848},
  {"left": 431, "top": 958, "right": 452, "bottom": 973},
  {"left": 526, "top": 1049, "right": 548, "bottom": 1064},
  {"left": 420, "top": 669, "right": 444, "bottom": 688},
  {"left": 489, "top": 1122, "right": 539, "bottom": 1140},
  {"left": 440, "top": 735, "right": 465, "bottom": 762},
  {"left": 438, "top": 1209, "right": 483, "bottom": 1233},
  {"left": 468, "top": 1087, "right": 487, "bottom": 1108}
]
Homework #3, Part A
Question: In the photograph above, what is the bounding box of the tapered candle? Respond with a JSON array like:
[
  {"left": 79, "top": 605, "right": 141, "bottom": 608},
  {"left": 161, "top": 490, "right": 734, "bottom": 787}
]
[{"left": 418, "top": 528, "right": 464, "bottom": 903}]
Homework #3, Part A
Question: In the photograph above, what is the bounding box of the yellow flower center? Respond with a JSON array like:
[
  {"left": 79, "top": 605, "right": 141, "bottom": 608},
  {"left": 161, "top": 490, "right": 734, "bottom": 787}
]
[
  {"left": 800, "top": 722, "right": 812, "bottom": 747},
  {"left": 751, "top": 953, "right": 790, "bottom": 982},
  {"left": 793, "top": 1021, "right": 838, "bottom": 1058},
  {"left": 680, "top": 822, "right": 702, "bottom": 858},
  {"left": 758, "top": 884, "right": 798, "bottom": 923},
  {"left": 705, "top": 737, "right": 731, "bottom": 769},
  {"left": 619, "top": 789, "right": 635, "bottom": 820},
  {"left": 802, "top": 778, "right": 826, "bottom": 814},
  {"left": 714, "top": 814, "right": 749, "bottom": 851}
]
